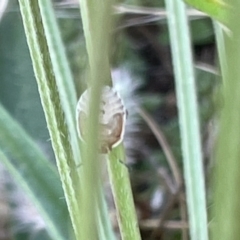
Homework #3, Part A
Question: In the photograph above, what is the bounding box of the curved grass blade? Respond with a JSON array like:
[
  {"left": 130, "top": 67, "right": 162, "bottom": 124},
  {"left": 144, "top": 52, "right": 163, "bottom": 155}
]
[
  {"left": 0, "top": 104, "right": 69, "bottom": 240},
  {"left": 108, "top": 144, "right": 141, "bottom": 240}
]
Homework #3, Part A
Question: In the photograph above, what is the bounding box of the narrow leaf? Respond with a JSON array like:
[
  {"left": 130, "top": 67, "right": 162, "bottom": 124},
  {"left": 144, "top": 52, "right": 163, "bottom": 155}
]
[
  {"left": 165, "top": 0, "right": 209, "bottom": 239},
  {"left": 184, "top": 0, "right": 229, "bottom": 27},
  {"left": 0, "top": 104, "right": 69, "bottom": 240},
  {"left": 18, "top": 0, "right": 81, "bottom": 238}
]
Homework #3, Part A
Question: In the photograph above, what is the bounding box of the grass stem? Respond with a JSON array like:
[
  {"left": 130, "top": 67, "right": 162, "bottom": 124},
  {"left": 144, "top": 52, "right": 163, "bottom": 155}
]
[
  {"left": 164, "top": 0, "right": 209, "bottom": 239},
  {"left": 18, "top": 0, "right": 81, "bottom": 238}
]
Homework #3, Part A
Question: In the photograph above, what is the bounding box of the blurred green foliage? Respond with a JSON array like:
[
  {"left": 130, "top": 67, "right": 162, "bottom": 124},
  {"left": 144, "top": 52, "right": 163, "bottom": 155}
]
[
  {"left": 0, "top": 1, "right": 49, "bottom": 141},
  {"left": 0, "top": 1, "right": 218, "bottom": 239}
]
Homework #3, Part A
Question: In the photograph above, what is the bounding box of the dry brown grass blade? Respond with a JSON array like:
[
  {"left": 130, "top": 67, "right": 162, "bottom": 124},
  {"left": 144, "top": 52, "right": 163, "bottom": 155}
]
[
  {"left": 138, "top": 107, "right": 188, "bottom": 240},
  {"left": 140, "top": 219, "right": 189, "bottom": 230},
  {"left": 138, "top": 107, "right": 182, "bottom": 187}
]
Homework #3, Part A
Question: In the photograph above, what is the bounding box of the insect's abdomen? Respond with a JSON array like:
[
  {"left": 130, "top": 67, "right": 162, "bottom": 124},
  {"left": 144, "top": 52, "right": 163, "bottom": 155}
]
[{"left": 76, "top": 86, "right": 127, "bottom": 153}]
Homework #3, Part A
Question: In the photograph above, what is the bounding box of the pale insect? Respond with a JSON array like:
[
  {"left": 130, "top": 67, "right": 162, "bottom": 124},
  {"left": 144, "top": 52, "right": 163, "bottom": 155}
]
[{"left": 76, "top": 86, "right": 127, "bottom": 153}]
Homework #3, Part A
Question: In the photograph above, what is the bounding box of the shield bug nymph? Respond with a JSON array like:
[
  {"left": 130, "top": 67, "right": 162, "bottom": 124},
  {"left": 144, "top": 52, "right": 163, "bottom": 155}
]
[{"left": 76, "top": 86, "right": 127, "bottom": 153}]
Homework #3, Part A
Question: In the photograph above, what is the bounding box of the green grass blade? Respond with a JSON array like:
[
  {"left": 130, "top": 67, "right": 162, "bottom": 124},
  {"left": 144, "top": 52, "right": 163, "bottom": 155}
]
[
  {"left": 78, "top": 0, "right": 113, "bottom": 86},
  {"left": 108, "top": 144, "right": 141, "bottom": 240},
  {"left": 184, "top": 0, "right": 229, "bottom": 27},
  {"left": 77, "top": 0, "right": 117, "bottom": 239},
  {"left": 212, "top": 1, "right": 240, "bottom": 239},
  {"left": 17, "top": 0, "right": 81, "bottom": 238},
  {"left": 37, "top": 0, "right": 81, "bottom": 164},
  {"left": 164, "top": 0, "right": 209, "bottom": 239},
  {"left": 0, "top": 104, "right": 68, "bottom": 240},
  {"left": 78, "top": 0, "right": 141, "bottom": 238}
]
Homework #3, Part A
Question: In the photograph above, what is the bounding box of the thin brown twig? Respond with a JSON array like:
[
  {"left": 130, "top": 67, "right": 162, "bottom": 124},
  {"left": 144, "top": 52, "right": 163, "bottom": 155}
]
[
  {"left": 157, "top": 167, "right": 175, "bottom": 194},
  {"left": 138, "top": 107, "right": 188, "bottom": 240},
  {"left": 195, "top": 62, "right": 220, "bottom": 75},
  {"left": 114, "top": 4, "right": 207, "bottom": 18},
  {"left": 153, "top": 168, "right": 179, "bottom": 237},
  {"left": 138, "top": 108, "right": 182, "bottom": 187},
  {"left": 140, "top": 219, "right": 189, "bottom": 230},
  {"left": 56, "top": 2, "right": 208, "bottom": 20},
  {"left": 151, "top": 187, "right": 181, "bottom": 239},
  {"left": 179, "top": 194, "right": 188, "bottom": 240}
]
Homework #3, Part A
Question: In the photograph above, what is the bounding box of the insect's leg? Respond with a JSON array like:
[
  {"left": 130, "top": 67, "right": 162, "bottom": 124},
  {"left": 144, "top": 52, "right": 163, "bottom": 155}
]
[{"left": 118, "top": 159, "right": 132, "bottom": 170}]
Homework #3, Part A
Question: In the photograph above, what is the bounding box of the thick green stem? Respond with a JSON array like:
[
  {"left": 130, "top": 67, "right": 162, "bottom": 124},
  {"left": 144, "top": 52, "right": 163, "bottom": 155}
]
[
  {"left": 165, "top": 0, "right": 209, "bottom": 239},
  {"left": 37, "top": 0, "right": 81, "bottom": 165},
  {"left": 77, "top": 0, "right": 115, "bottom": 239},
  {"left": 18, "top": 0, "right": 81, "bottom": 238},
  {"left": 78, "top": 0, "right": 113, "bottom": 86},
  {"left": 108, "top": 144, "right": 141, "bottom": 240},
  {"left": 78, "top": 1, "right": 140, "bottom": 239},
  {"left": 212, "top": 1, "right": 240, "bottom": 239}
]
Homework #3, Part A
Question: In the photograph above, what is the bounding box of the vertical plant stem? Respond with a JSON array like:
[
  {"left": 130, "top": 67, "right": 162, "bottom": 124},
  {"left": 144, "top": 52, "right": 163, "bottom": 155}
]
[
  {"left": 79, "top": 1, "right": 140, "bottom": 239},
  {"left": 18, "top": 0, "right": 81, "bottom": 238},
  {"left": 77, "top": 0, "right": 115, "bottom": 239},
  {"left": 164, "top": 0, "right": 209, "bottom": 239},
  {"left": 212, "top": 1, "right": 240, "bottom": 239},
  {"left": 108, "top": 144, "right": 141, "bottom": 240},
  {"left": 79, "top": 0, "right": 113, "bottom": 87},
  {"left": 37, "top": 0, "right": 81, "bottom": 165}
]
